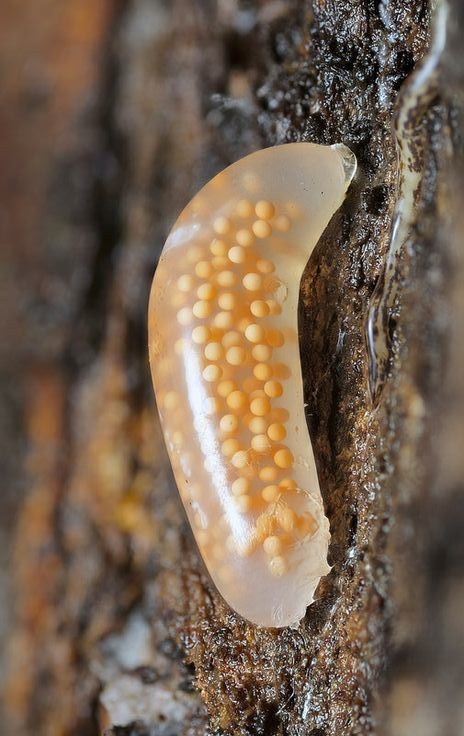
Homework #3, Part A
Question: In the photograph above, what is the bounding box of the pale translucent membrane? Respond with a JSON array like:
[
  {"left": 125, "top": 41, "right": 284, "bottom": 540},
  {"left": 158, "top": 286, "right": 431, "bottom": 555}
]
[{"left": 148, "top": 143, "right": 356, "bottom": 627}]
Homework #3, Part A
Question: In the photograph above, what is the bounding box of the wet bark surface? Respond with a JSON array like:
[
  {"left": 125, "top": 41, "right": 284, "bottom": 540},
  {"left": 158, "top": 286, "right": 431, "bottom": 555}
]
[{"left": 1, "top": 1, "right": 463, "bottom": 735}]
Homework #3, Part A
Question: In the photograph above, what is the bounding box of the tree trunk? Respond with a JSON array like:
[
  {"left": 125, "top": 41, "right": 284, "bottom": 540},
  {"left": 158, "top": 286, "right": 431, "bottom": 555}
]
[{"left": 2, "top": 1, "right": 463, "bottom": 735}]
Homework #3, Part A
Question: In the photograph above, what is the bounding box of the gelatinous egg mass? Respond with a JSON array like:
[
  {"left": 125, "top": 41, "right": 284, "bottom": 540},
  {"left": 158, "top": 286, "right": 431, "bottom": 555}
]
[{"left": 148, "top": 142, "right": 356, "bottom": 627}]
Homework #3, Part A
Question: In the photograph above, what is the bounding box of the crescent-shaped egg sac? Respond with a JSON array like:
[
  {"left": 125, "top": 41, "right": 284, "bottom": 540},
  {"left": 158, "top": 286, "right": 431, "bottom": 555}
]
[{"left": 148, "top": 142, "right": 356, "bottom": 627}]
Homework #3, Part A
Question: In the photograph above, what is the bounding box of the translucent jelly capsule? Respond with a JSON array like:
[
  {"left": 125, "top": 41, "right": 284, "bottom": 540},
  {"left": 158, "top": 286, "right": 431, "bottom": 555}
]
[{"left": 148, "top": 142, "right": 356, "bottom": 627}]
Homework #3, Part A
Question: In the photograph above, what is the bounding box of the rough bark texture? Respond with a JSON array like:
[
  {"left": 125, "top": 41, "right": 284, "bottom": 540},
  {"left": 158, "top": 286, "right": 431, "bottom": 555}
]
[{"left": 1, "top": 1, "right": 463, "bottom": 735}]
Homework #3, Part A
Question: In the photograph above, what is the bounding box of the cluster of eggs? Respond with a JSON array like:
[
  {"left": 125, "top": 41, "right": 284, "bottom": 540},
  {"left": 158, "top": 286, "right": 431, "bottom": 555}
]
[
  {"left": 149, "top": 142, "right": 357, "bottom": 626},
  {"left": 153, "top": 194, "right": 318, "bottom": 580}
]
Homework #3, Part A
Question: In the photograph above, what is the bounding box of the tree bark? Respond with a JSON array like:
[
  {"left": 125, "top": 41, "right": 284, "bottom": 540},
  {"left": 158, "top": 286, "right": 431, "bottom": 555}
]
[{"left": 2, "top": 1, "right": 463, "bottom": 735}]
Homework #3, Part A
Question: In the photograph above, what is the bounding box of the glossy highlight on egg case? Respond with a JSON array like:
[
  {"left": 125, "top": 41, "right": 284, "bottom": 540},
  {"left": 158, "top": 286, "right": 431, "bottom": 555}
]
[{"left": 148, "top": 142, "right": 356, "bottom": 627}]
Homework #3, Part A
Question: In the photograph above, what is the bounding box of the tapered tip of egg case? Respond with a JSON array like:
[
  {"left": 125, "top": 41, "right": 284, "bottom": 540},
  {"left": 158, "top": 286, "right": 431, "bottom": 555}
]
[
  {"left": 149, "top": 142, "right": 355, "bottom": 628},
  {"left": 331, "top": 143, "right": 357, "bottom": 188}
]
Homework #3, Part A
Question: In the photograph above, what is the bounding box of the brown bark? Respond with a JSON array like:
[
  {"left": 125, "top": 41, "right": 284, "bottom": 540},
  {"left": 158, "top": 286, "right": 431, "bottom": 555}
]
[{"left": 1, "top": 1, "right": 463, "bottom": 735}]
